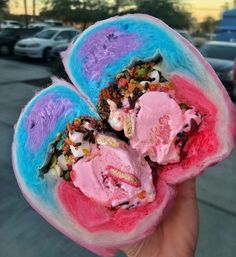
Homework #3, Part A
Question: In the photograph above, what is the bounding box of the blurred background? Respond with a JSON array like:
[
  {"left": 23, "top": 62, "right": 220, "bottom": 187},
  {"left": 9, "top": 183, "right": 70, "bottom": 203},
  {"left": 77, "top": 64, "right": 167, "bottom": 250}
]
[{"left": 0, "top": 1, "right": 236, "bottom": 257}]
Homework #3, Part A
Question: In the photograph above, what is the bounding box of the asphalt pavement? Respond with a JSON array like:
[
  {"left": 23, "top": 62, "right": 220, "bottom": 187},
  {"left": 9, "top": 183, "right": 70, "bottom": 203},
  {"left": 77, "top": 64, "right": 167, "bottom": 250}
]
[{"left": 0, "top": 57, "right": 235, "bottom": 257}]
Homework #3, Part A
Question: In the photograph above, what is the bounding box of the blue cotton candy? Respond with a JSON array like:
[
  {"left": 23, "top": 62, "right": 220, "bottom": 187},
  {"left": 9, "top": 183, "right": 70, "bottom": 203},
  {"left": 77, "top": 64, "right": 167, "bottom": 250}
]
[
  {"left": 13, "top": 83, "right": 98, "bottom": 207},
  {"left": 65, "top": 15, "right": 204, "bottom": 108}
]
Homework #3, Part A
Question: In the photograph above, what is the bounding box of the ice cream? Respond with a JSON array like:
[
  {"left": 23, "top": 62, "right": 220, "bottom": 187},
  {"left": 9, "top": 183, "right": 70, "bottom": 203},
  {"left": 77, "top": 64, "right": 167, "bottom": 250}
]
[
  {"left": 71, "top": 142, "right": 155, "bottom": 208},
  {"left": 45, "top": 116, "right": 156, "bottom": 209},
  {"left": 130, "top": 91, "right": 201, "bottom": 164},
  {"left": 98, "top": 62, "right": 202, "bottom": 166}
]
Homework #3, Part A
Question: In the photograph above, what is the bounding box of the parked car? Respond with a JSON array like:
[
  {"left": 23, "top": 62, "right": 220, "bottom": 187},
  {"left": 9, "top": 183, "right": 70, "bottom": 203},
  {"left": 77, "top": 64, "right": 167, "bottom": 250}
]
[
  {"left": 50, "top": 35, "right": 80, "bottom": 81},
  {"left": 0, "top": 20, "right": 23, "bottom": 29},
  {"left": 14, "top": 27, "right": 79, "bottom": 61},
  {"left": 0, "top": 28, "right": 42, "bottom": 55},
  {"left": 199, "top": 41, "right": 236, "bottom": 100},
  {"left": 233, "top": 58, "right": 236, "bottom": 96},
  {"left": 44, "top": 20, "right": 63, "bottom": 27},
  {"left": 28, "top": 22, "right": 49, "bottom": 29},
  {"left": 51, "top": 34, "right": 80, "bottom": 58},
  {"left": 234, "top": 58, "right": 236, "bottom": 82},
  {"left": 28, "top": 20, "right": 63, "bottom": 29},
  {"left": 191, "top": 32, "right": 210, "bottom": 48},
  {"left": 175, "top": 29, "right": 195, "bottom": 45}
]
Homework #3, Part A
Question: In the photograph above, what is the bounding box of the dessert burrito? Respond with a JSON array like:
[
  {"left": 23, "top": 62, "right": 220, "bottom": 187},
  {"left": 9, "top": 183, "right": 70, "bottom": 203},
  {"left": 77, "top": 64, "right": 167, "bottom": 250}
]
[{"left": 12, "top": 14, "right": 236, "bottom": 257}]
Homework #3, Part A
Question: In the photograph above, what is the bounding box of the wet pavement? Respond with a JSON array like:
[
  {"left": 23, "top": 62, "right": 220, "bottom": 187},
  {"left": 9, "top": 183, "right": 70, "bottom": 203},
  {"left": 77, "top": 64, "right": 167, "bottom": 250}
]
[{"left": 0, "top": 58, "right": 235, "bottom": 257}]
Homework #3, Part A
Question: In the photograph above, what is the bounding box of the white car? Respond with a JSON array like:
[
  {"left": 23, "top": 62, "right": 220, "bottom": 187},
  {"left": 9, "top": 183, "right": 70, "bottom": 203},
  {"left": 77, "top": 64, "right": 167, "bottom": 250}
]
[
  {"left": 14, "top": 27, "right": 79, "bottom": 61},
  {"left": 0, "top": 20, "right": 23, "bottom": 29},
  {"left": 28, "top": 20, "right": 63, "bottom": 29},
  {"left": 44, "top": 20, "right": 63, "bottom": 27},
  {"left": 28, "top": 22, "right": 49, "bottom": 29}
]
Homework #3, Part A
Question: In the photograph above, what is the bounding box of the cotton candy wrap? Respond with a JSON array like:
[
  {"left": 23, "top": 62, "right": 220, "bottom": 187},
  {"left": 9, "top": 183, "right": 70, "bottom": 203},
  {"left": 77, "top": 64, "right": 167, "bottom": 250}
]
[{"left": 12, "top": 14, "right": 236, "bottom": 257}]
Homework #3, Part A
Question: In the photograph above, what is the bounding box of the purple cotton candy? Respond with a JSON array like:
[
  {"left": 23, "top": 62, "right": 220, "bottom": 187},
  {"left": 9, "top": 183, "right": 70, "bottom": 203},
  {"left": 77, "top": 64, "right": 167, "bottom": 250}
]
[
  {"left": 25, "top": 94, "right": 72, "bottom": 150},
  {"left": 79, "top": 26, "right": 141, "bottom": 81}
]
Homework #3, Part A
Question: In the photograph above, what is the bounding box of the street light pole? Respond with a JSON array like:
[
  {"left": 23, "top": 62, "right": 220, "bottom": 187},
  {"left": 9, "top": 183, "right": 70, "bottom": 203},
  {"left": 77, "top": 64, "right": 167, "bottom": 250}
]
[
  {"left": 24, "top": 0, "right": 28, "bottom": 27},
  {"left": 33, "top": 0, "right": 36, "bottom": 21}
]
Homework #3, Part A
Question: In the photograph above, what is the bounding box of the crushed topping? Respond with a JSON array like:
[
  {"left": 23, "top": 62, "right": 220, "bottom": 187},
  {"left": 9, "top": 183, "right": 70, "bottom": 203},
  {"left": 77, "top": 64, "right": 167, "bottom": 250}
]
[{"left": 43, "top": 116, "right": 107, "bottom": 181}]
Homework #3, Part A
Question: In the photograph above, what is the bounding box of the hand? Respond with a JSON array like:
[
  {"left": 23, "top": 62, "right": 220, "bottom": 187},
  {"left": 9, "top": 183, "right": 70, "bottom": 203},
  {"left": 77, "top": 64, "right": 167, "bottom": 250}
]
[{"left": 122, "top": 179, "right": 199, "bottom": 257}]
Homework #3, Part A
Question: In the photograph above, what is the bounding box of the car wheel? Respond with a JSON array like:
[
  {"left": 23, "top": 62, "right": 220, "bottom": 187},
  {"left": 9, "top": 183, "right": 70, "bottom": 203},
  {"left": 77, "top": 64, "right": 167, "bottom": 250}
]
[
  {"left": 43, "top": 48, "right": 52, "bottom": 62},
  {"left": 0, "top": 44, "right": 11, "bottom": 56}
]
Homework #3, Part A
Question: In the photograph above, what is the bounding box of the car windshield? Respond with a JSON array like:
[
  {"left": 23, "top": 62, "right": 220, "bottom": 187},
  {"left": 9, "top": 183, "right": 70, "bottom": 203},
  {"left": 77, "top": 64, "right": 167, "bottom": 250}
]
[
  {"left": 11, "top": 22, "right": 21, "bottom": 25},
  {"left": 35, "top": 30, "right": 57, "bottom": 39},
  {"left": 200, "top": 44, "right": 236, "bottom": 61}
]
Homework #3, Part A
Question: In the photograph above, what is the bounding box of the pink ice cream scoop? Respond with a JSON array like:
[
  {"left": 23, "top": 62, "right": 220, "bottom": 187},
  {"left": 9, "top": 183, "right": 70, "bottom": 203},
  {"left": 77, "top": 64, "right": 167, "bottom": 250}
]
[
  {"left": 71, "top": 142, "right": 156, "bottom": 208},
  {"left": 130, "top": 91, "right": 201, "bottom": 165}
]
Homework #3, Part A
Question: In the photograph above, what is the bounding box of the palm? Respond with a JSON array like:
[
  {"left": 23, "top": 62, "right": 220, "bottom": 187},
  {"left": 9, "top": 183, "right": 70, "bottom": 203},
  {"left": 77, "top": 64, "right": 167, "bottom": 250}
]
[{"left": 122, "top": 179, "right": 199, "bottom": 257}]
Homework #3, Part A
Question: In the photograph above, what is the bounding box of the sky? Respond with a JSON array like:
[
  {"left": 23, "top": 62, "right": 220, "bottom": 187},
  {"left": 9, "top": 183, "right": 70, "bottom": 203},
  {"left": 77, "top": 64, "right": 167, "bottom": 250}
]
[
  {"left": 9, "top": 0, "right": 41, "bottom": 16},
  {"left": 183, "top": 0, "right": 236, "bottom": 21},
  {"left": 8, "top": 0, "right": 236, "bottom": 22}
]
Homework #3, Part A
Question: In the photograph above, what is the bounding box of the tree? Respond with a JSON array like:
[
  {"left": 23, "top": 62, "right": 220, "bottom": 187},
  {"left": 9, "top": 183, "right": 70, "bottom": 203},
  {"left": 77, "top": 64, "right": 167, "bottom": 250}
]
[
  {"left": 41, "top": 0, "right": 110, "bottom": 29},
  {"left": 221, "top": 1, "right": 230, "bottom": 11},
  {"left": 200, "top": 16, "right": 217, "bottom": 33},
  {"left": 0, "top": 0, "right": 8, "bottom": 19},
  {"left": 133, "top": 0, "right": 193, "bottom": 29},
  {"left": 0, "top": 0, "right": 7, "bottom": 9},
  {"left": 110, "top": 0, "right": 135, "bottom": 14},
  {"left": 40, "top": 0, "right": 193, "bottom": 30}
]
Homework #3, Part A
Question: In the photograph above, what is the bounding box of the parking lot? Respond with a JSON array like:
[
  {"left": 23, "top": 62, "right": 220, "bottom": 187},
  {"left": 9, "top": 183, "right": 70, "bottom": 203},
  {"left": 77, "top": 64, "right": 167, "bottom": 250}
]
[{"left": 0, "top": 55, "right": 236, "bottom": 257}]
